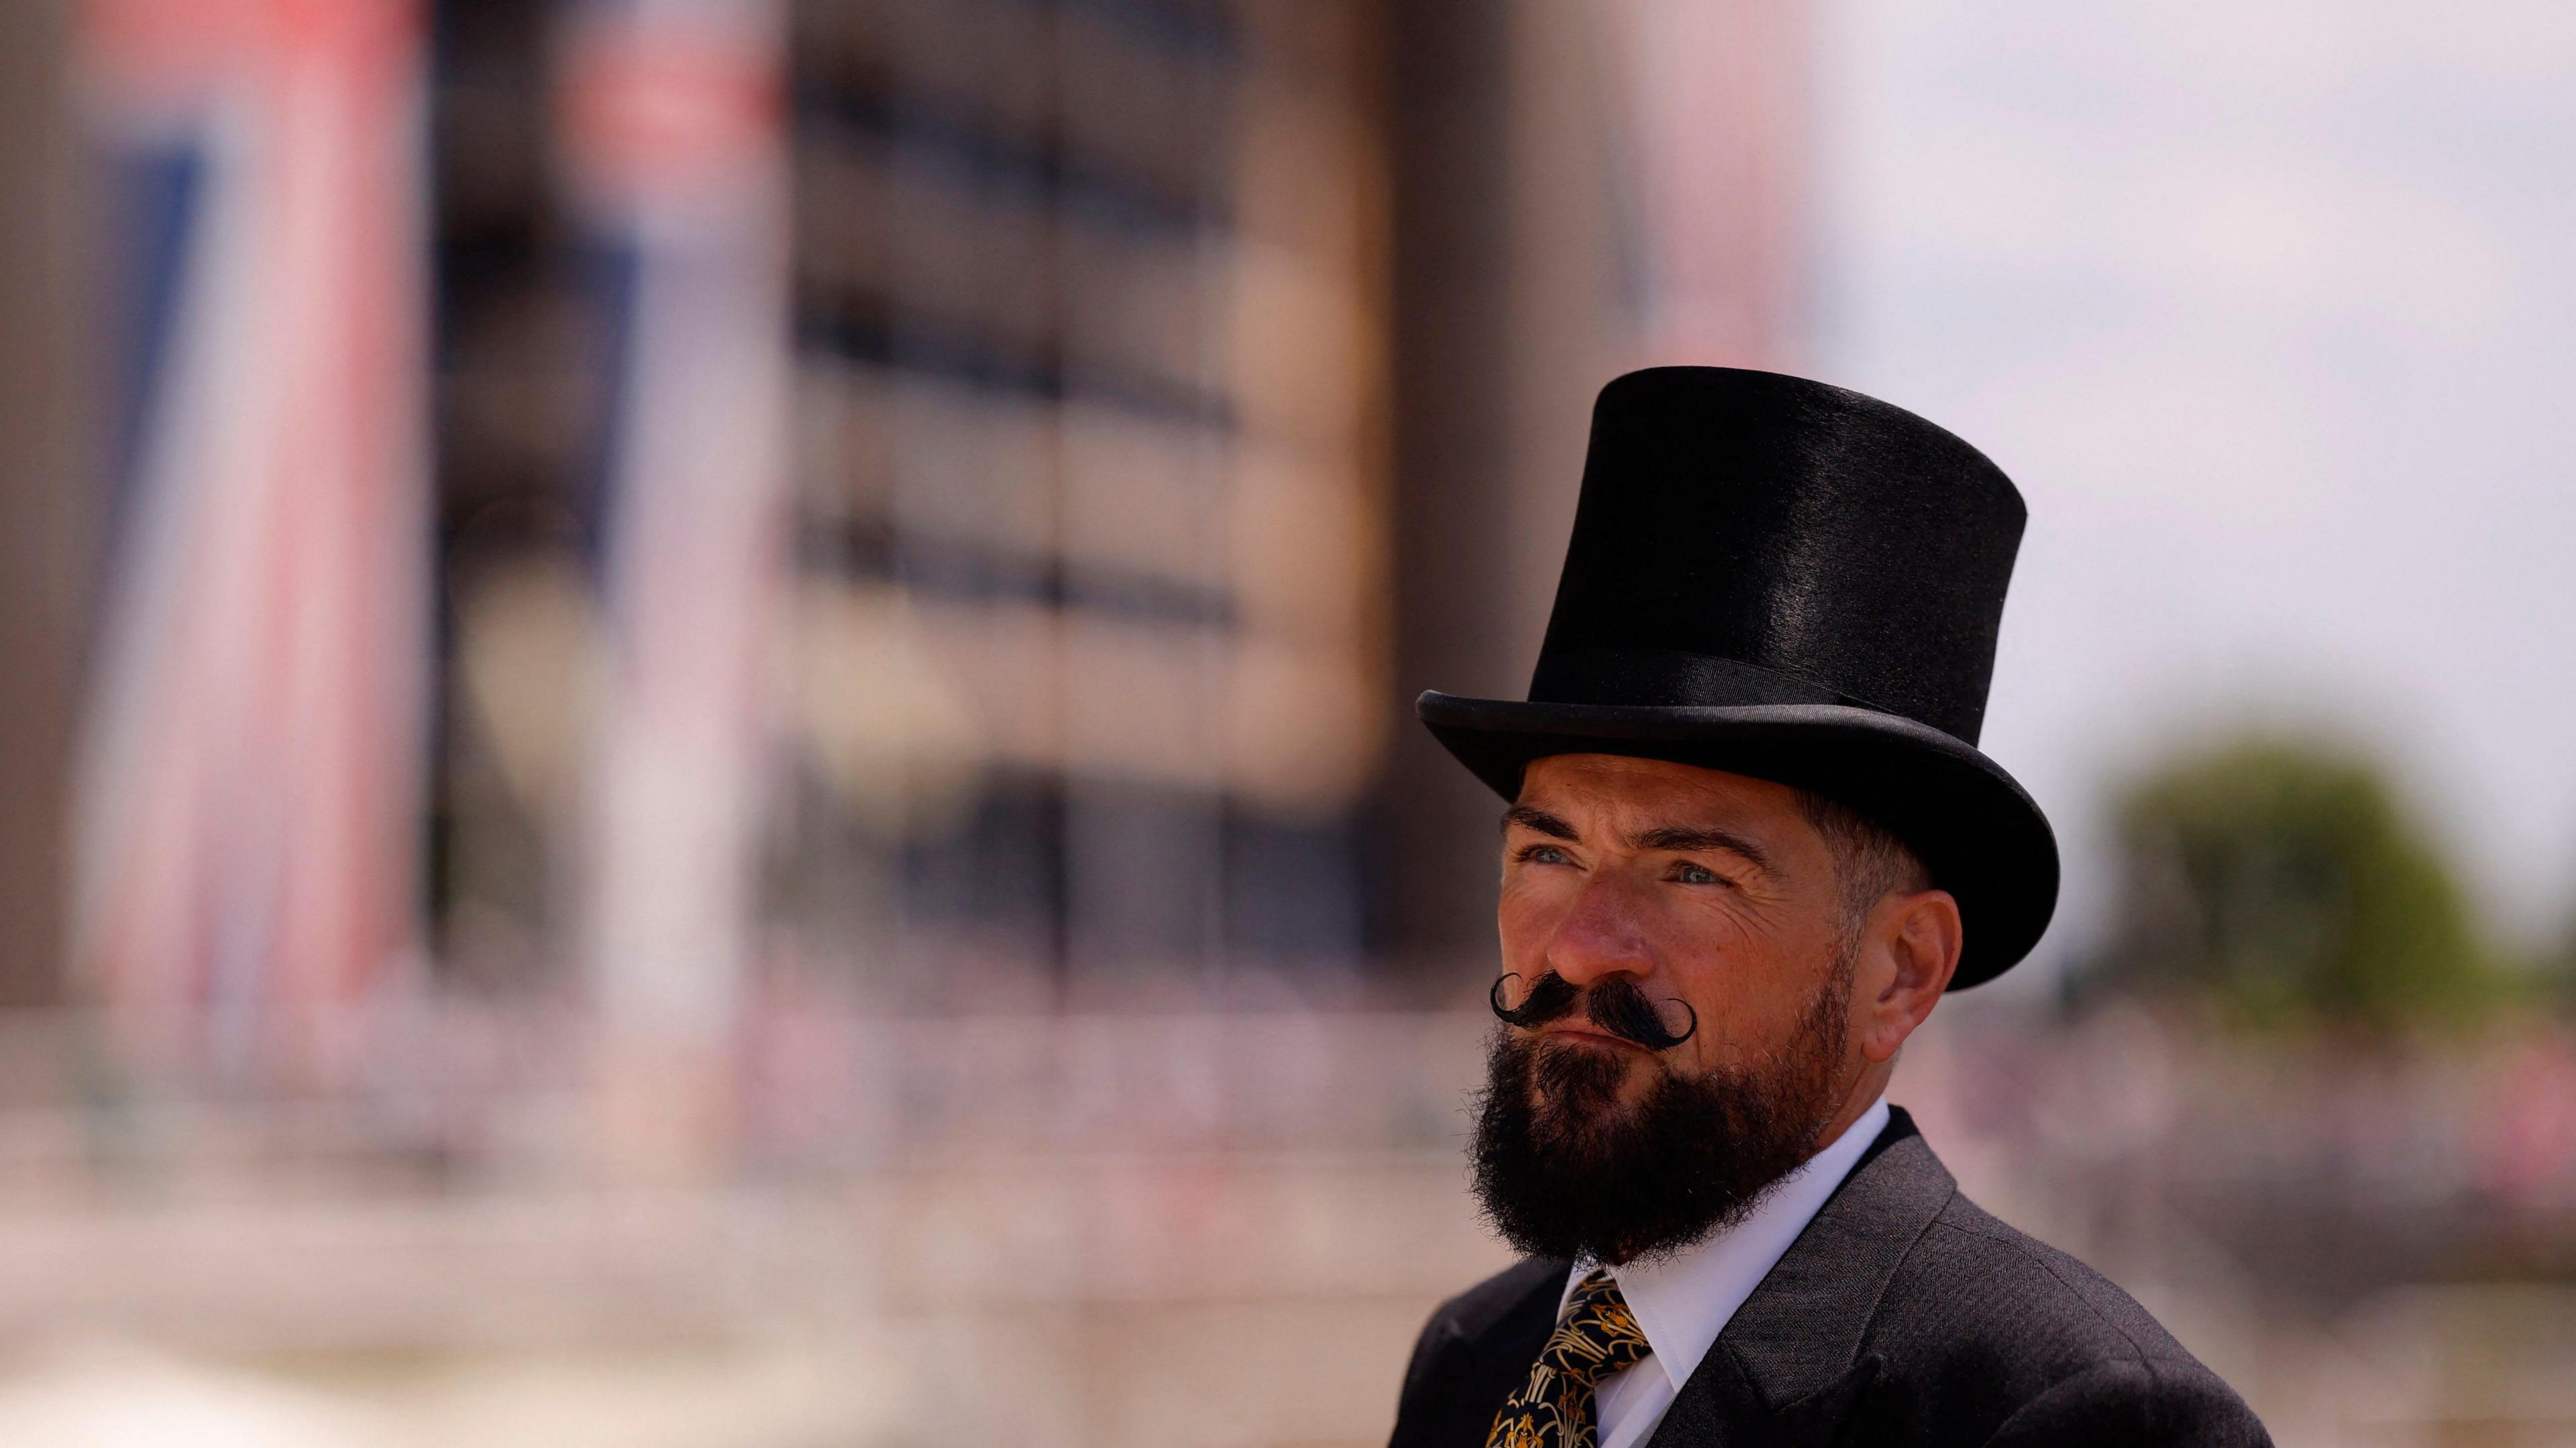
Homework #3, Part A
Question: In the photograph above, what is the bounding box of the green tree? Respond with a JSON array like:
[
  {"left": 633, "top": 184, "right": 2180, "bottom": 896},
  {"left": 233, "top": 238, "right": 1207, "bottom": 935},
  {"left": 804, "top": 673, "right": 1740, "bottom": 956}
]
[
  {"left": 2542, "top": 913, "right": 2576, "bottom": 1010},
  {"left": 2090, "top": 735, "right": 2498, "bottom": 1030}
]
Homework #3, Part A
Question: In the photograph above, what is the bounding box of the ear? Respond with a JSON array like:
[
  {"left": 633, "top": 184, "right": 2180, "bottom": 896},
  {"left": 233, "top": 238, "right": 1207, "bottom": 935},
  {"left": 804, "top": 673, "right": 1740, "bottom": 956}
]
[{"left": 1854, "top": 889, "right": 1962, "bottom": 1064}]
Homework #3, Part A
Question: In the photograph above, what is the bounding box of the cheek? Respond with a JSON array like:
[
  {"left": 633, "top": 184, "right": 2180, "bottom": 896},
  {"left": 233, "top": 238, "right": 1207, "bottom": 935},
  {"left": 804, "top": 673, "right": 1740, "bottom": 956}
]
[
  {"left": 1495, "top": 879, "right": 1557, "bottom": 964},
  {"left": 1662, "top": 928, "right": 1836, "bottom": 1063}
]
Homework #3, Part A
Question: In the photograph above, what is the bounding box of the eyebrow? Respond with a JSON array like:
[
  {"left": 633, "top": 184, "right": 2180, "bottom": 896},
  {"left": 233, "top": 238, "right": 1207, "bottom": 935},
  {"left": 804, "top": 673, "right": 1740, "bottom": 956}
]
[
  {"left": 1501, "top": 807, "right": 1776, "bottom": 875},
  {"left": 1633, "top": 824, "right": 1774, "bottom": 874},
  {"left": 1501, "top": 805, "right": 1579, "bottom": 841}
]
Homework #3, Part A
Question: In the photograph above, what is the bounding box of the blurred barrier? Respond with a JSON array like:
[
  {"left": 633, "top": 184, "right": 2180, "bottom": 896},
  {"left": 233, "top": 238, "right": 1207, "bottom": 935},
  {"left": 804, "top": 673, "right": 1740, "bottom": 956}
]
[
  {"left": 0, "top": 1003, "right": 2567, "bottom": 1441},
  {"left": 0, "top": 1005, "right": 1509, "bottom": 1447}
]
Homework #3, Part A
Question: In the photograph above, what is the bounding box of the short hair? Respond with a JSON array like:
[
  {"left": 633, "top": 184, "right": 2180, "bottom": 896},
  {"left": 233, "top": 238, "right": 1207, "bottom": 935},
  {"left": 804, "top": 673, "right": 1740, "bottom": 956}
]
[{"left": 1794, "top": 789, "right": 1931, "bottom": 942}]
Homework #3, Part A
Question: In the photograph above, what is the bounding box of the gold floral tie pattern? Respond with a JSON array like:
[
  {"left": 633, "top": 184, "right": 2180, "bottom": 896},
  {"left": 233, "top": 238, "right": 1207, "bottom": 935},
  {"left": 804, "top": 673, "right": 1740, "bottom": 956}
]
[{"left": 1485, "top": 1269, "right": 1654, "bottom": 1448}]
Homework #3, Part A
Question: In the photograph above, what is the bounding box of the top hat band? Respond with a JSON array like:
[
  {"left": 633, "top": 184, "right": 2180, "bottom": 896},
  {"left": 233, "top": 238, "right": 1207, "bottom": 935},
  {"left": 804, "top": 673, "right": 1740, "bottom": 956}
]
[{"left": 1530, "top": 649, "right": 1889, "bottom": 718}]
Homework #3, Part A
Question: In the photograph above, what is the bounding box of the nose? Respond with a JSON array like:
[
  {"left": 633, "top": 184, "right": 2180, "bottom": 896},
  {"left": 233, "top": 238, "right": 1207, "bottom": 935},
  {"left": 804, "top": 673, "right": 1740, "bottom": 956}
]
[{"left": 1544, "top": 873, "right": 1656, "bottom": 989}]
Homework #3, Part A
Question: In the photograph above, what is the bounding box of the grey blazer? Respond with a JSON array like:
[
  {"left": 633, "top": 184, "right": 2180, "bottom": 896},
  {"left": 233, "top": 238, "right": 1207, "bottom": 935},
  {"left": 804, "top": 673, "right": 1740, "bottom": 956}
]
[{"left": 1389, "top": 1109, "right": 2269, "bottom": 1447}]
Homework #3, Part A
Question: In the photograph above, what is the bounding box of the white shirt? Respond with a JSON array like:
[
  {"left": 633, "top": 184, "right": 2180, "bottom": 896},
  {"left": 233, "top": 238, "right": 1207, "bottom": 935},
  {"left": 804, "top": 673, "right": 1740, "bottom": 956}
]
[{"left": 1561, "top": 1095, "right": 1891, "bottom": 1448}]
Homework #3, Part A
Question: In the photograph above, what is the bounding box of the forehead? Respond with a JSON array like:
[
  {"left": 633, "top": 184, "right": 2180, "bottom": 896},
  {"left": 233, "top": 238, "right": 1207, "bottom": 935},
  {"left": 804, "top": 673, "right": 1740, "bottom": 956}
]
[{"left": 1515, "top": 753, "right": 1809, "bottom": 830}]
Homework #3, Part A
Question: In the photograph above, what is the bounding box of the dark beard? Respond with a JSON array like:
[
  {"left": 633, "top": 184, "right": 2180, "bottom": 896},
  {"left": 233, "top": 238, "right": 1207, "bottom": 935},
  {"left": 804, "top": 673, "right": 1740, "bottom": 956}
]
[{"left": 1468, "top": 972, "right": 1852, "bottom": 1265}]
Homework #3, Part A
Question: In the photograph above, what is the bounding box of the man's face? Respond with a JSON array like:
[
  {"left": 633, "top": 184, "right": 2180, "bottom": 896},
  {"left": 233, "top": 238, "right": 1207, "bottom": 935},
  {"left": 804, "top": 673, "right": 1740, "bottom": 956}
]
[
  {"left": 1470, "top": 753, "right": 1870, "bottom": 1264},
  {"left": 1497, "top": 753, "right": 1856, "bottom": 1094}
]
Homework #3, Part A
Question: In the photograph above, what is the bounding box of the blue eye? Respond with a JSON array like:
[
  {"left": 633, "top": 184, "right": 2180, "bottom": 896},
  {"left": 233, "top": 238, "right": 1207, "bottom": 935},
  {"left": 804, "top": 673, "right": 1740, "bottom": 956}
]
[
  {"left": 1517, "top": 844, "right": 1571, "bottom": 866},
  {"left": 1674, "top": 862, "right": 1721, "bottom": 885}
]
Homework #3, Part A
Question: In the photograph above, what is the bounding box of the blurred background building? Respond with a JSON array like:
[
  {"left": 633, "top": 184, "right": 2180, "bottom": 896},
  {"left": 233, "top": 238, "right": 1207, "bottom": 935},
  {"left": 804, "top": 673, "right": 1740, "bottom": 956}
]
[{"left": 2, "top": 0, "right": 2575, "bottom": 1443}]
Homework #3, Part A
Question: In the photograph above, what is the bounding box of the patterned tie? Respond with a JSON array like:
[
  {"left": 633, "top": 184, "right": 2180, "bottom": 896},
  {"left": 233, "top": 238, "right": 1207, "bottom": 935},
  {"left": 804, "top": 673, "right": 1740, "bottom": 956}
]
[{"left": 1485, "top": 1268, "right": 1654, "bottom": 1448}]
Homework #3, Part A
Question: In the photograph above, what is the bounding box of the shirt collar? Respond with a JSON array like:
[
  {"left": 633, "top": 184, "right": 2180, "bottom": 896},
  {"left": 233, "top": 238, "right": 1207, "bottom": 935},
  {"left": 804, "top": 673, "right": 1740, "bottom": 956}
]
[{"left": 1564, "top": 1094, "right": 1892, "bottom": 1396}]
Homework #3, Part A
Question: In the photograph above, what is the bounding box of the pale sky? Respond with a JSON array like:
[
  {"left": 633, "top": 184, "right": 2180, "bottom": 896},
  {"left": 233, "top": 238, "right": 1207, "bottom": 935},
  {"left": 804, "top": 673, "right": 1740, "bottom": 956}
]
[{"left": 1812, "top": 0, "right": 2576, "bottom": 984}]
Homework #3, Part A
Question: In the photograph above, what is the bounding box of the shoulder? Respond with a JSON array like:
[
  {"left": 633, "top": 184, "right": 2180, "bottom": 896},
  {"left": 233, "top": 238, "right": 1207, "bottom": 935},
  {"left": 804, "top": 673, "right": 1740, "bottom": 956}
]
[
  {"left": 1867, "top": 1192, "right": 2269, "bottom": 1445},
  {"left": 1419, "top": 1256, "right": 1566, "bottom": 1348},
  {"left": 1399, "top": 1255, "right": 1562, "bottom": 1390},
  {"left": 1389, "top": 1258, "right": 1563, "bottom": 1448},
  {"left": 1891, "top": 1191, "right": 2191, "bottom": 1370}
]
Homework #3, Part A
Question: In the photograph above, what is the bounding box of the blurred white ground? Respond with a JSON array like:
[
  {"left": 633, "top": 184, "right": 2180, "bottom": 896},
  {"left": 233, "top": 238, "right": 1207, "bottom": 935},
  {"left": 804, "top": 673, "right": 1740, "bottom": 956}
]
[{"left": 0, "top": 1153, "right": 1501, "bottom": 1446}]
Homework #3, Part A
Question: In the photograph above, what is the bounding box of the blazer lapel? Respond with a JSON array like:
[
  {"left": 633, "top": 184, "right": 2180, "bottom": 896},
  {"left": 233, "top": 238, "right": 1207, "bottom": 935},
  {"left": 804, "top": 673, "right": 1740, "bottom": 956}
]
[{"left": 1644, "top": 1108, "right": 1955, "bottom": 1448}]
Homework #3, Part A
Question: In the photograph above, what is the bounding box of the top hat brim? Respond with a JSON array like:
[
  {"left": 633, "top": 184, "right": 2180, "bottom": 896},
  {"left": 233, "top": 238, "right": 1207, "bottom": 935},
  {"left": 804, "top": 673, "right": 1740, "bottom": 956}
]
[{"left": 1415, "top": 692, "right": 2058, "bottom": 988}]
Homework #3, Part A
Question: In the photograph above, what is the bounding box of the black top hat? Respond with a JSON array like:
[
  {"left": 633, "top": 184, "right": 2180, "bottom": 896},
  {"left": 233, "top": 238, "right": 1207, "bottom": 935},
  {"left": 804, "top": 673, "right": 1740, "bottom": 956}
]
[{"left": 1417, "top": 366, "right": 2057, "bottom": 987}]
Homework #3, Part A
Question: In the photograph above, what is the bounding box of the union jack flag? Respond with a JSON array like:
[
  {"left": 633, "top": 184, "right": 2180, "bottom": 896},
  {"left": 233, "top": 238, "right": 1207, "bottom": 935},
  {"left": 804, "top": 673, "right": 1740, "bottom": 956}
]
[{"left": 72, "top": 0, "right": 431, "bottom": 1075}]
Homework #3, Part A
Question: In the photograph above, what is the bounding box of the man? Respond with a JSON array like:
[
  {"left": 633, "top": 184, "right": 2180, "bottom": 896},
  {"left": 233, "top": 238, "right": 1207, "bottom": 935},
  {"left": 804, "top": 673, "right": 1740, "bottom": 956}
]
[{"left": 1389, "top": 369, "right": 2267, "bottom": 1448}]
